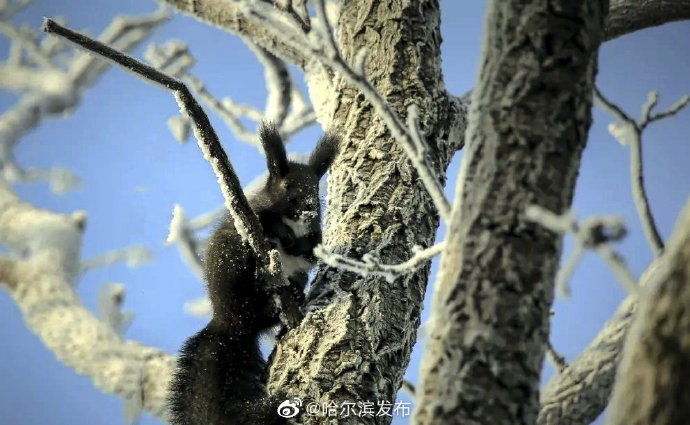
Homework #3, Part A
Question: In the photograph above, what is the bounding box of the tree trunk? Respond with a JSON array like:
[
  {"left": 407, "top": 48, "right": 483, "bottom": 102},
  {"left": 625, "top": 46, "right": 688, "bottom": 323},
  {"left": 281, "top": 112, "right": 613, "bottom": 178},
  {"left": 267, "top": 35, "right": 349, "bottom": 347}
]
[{"left": 413, "top": 1, "right": 608, "bottom": 424}]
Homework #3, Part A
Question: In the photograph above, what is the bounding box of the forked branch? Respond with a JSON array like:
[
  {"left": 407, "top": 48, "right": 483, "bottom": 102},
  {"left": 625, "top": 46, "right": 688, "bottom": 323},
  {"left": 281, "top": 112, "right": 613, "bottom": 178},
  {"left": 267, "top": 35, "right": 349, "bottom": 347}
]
[{"left": 594, "top": 87, "right": 689, "bottom": 257}]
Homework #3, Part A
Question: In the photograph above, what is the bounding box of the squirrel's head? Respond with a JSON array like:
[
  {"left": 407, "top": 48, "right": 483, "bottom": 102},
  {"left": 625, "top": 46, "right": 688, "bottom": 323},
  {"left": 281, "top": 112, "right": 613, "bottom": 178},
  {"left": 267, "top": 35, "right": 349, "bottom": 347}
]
[{"left": 248, "top": 123, "right": 338, "bottom": 267}]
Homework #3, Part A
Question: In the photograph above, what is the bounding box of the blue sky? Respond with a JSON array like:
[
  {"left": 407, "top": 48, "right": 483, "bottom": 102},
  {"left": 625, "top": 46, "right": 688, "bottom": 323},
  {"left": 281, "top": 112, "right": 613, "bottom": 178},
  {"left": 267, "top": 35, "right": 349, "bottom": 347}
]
[{"left": 0, "top": 2, "right": 688, "bottom": 425}]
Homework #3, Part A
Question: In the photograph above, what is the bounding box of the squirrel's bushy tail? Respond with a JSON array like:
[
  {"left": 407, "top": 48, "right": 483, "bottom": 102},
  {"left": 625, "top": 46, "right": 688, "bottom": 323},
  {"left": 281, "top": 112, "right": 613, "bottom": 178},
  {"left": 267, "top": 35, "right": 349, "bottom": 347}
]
[{"left": 169, "top": 321, "right": 286, "bottom": 425}]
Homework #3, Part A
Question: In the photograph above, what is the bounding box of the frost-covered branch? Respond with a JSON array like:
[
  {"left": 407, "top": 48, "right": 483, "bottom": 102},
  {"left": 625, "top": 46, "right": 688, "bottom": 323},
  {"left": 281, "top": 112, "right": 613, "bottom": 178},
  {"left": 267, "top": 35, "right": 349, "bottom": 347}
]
[
  {"left": 145, "top": 40, "right": 315, "bottom": 147},
  {"left": 526, "top": 205, "right": 637, "bottom": 296},
  {"left": 81, "top": 244, "right": 154, "bottom": 274},
  {"left": 0, "top": 7, "right": 169, "bottom": 189},
  {"left": 236, "top": 0, "right": 451, "bottom": 220},
  {"left": 44, "top": 19, "right": 302, "bottom": 326},
  {"left": 166, "top": 204, "right": 205, "bottom": 281},
  {"left": 0, "top": 182, "right": 174, "bottom": 421},
  {"left": 594, "top": 87, "right": 689, "bottom": 257},
  {"left": 159, "top": 0, "right": 312, "bottom": 68},
  {"left": 413, "top": 1, "right": 607, "bottom": 423},
  {"left": 315, "top": 243, "right": 444, "bottom": 283}
]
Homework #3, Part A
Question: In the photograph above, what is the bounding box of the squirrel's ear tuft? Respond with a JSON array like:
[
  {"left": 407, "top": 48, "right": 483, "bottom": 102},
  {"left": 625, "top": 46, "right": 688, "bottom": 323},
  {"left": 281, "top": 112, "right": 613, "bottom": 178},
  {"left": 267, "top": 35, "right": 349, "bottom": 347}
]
[
  {"left": 309, "top": 133, "right": 339, "bottom": 178},
  {"left": 259, "top": 122, "right": 290, "bottom": 179}
]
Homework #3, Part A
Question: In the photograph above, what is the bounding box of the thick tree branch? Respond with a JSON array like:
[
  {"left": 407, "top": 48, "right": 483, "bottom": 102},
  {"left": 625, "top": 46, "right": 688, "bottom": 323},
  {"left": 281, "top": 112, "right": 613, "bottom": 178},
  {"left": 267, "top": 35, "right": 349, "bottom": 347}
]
[
  {"left": 607, "top": 200, "right": 690, "bottom": 425},
  {"left": 538, "top": 296, "right": 638, "bottom": 425},
  {"left": 413, "top": 1, "right": 607, "bottom": 424},
  {"left": 606, "top": 0, "right": 690, "bottom": 41},
  {"left": 157, "top": 0, "right": 310, "bottom": 68}
]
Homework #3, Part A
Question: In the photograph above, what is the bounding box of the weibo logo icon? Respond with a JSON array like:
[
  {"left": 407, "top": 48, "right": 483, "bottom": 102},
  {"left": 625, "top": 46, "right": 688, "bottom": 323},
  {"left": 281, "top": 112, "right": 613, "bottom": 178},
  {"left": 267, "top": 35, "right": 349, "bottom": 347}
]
[{"left": 277, "top": 397, "right": 302, "bottom": 418}]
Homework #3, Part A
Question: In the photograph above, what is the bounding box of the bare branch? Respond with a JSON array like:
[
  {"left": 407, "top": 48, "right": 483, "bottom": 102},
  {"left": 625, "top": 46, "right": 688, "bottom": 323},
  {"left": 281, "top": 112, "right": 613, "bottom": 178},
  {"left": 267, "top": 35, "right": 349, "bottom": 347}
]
[
  {"left": 166, "top": 204, "right": 204, "bottom": 281},
  {"left": 43, "top": 19, "right": 301, "bottom": 326},
  {"left": 145, "top": 40, "right": 315, "bottom": 147},
  {"left": 526, "top": 206, "right": 637, "bottom": 295},
  {"left": 0, "top": 21, "right": 57, "bottom": 69},
  {"left": 314, "top": 243, "right": 444, "bottom": 283},
  {"left": 647, "top": 94, "right": 690, "bottom": 124},
  {"left": 400, "top": 380, "right": 416, "bottom": 402},
  {"left": 594, "top": 87, "right": 684, "bottom": 257},
  {"left": 0, "top": 182, "right": 173, "bottom": 420},
  {"left": 246, "top": 40, "right": 291, "bottom": 127},
  {"left": 158, "top": 0, "right": 311, "bottom": 68},
  {"left": 0, "top": 0, "right": 33, "bottom": 21},
  {"left": 98, "top": 282, "right": 135, "bottom": 336}
]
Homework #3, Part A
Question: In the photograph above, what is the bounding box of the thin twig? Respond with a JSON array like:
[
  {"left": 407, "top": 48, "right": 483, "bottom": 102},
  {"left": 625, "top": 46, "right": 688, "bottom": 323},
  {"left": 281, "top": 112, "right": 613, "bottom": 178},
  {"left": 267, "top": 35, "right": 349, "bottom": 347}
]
[
  {"left": 400, "top": 380, "right": 416, "bottom": 401},
  {"left": 43, "top": 19, "right": 302, "bottom": 327},
  {"left": 546, "top": 340, "right": 568, "bottom": 374},
  {"left": 315, "top": 243, "right": 444, "bottom": 283},
  {"left": 594, "top": 87, "right": 666, "bottom": 257}
]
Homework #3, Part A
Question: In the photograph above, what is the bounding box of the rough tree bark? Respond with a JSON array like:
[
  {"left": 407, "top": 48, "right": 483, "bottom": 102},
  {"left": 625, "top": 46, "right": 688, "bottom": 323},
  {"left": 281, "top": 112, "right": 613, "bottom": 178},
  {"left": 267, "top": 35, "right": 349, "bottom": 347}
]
[
  {"left": 606, "top": 202, "right": 690, "bottom": 425},
  {"left": 412, "top": 2, "right": 608, "bottom": 425}
]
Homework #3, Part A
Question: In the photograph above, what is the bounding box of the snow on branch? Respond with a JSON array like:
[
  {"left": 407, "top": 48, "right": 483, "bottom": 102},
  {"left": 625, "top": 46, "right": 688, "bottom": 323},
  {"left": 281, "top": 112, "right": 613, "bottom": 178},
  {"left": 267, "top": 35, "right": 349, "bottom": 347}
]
[
  {"left": 144, "top": 40, "right": 315, "bottom": 147},
  {"left": 43, "top": 19, "right": 302, "bottom": 327},
  {"left": 166, "top": 204, "right": 205, "bottom": 281},
  {"left": 525, "top": 205, "right": 637, "bottom": 296},
  {"left": 594, "top": 87, "right": 689, "bottom": 257},
  {"left": 235, "top": 0, "right": 452, "bottom": 221},
  {"left": 315, "top": 243, "right": 444, "bottom": 283},
  {"left": 0, "top": 6, "right": 169, "bottom": 190}
]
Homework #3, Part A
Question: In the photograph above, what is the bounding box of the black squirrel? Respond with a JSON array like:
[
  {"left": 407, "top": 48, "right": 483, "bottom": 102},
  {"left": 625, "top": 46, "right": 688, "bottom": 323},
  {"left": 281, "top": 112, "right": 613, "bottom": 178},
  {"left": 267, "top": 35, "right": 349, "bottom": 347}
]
[{"left": 169, "top": 123, "right": 338, "bottom": 425}]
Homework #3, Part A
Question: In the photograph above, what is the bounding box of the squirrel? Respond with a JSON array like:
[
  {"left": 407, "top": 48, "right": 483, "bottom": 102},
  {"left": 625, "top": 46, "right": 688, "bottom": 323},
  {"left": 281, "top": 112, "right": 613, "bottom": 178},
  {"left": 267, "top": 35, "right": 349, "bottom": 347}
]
[{"left": 169, "top": 123, "right": 338, "bottom": 425}]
